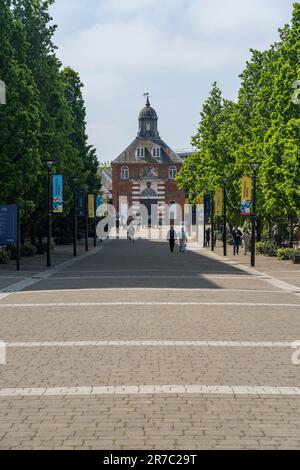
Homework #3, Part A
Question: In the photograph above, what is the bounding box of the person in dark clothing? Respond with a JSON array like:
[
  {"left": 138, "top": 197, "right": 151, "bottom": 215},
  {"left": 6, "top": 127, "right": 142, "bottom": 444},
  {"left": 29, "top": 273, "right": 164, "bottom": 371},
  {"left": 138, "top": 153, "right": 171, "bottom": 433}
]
[
  {"left": 167, "top": 226, "right": 177, "bottom": 252},
  {"left": 232, "top": 226, "right": 242, "bottom": 255},
  {"left": 205, "top": 228, "right": 211, "bottom": 247}
]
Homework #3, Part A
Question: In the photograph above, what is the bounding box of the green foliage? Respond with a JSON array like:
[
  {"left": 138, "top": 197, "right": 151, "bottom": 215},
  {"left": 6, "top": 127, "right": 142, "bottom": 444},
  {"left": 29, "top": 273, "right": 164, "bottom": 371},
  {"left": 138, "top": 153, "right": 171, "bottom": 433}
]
[
  {"left": 177, "top": 3, "right": 300, "bottom": 225},
  {"left": 276, "top": 247, "right": 296, "bottom": 260},
  {"left": 256, "top": 241, "right": 278, "bottom": 257},
  {"left": 0, "top": 0, "right": 99, "bottom": 241},
  {"left": 0, "top": 250, "right": 10, "bottom": 264}
]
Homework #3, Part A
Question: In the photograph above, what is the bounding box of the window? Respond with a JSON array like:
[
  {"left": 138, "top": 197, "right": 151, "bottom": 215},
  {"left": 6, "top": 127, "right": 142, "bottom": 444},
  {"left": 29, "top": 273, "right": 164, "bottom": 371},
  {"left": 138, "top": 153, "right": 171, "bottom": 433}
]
[
  {"left": 136, "top": 147, "right": 145, "bottom": 158},
  {"left": 146, "top": 122, "right": 151, "bottom": 131},
  {"left": 121, "top": 166, "right": 129, "bottom": 179},
  {"left": 169, "top": 166, "right": 177, "bottom": 179},
  {"left": 152, "top": 146, "right": 161, "bottom": 158}
]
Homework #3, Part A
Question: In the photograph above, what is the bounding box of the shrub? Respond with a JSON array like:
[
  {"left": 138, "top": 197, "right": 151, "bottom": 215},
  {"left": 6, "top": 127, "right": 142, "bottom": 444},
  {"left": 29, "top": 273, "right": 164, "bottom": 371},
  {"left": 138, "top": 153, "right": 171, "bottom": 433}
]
[
  {"left": 276, "top": 248, "right": 296, "bottom": 260},
  {"left": 21, "top": 245, "right": 37, "bottom": 257},
  {"left": 0, "top": 251, "right": 10, "bottom": 264},
  {"left": 256, "top": 241, "right": 277, "bottom": 256}
]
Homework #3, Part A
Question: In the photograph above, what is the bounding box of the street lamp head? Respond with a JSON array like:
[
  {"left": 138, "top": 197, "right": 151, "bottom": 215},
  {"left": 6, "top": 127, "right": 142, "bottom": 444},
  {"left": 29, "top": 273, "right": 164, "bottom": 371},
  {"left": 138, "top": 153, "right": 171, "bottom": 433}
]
[
  {"left": 45, "top": 160, "right": 55, "bottom": 170},
  {"left": 250, "top": 162, "right": 260, "bottom": 172}
]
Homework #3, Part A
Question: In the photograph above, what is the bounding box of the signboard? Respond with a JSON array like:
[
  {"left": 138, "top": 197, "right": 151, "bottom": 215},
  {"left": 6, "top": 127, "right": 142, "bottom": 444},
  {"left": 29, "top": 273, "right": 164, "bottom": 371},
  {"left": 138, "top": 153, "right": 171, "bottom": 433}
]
[
  {"left": 88, "top": 194, "right": 95, "bottom": 218},
  {"left": 215, "top": 188, "right": 223, "bottom": 216},
  {"left": 0, "top": 80, "right": 6, "bottom": 105},
  {"left": 77, "top": 189, "right": 86, "bottom": 218},
  {"left": 53, "top": 175, "right": 63, "bottom": 213},
  {"left": 241, "top": 177, "right": 252, "bottom": 216},
  {"left": 0, "top": 205, "right": 17, "bottom": 244}
]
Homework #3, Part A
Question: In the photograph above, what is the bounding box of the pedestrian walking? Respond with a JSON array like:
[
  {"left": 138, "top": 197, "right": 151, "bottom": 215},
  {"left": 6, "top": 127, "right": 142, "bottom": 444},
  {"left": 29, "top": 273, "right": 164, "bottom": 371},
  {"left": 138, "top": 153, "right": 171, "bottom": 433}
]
[
  {"left": 128, "top": 224, "right": 135, "bottom": 243},
  {"left": 271, "top": 224, "right": 280, "bottom": 246},
  {"left": 232, "top": 226, "right": 242, "bottom": 255},
  {"left": 205, "top": 228, "right": 210, "bottom": 247},
  {"left": 167, "top": 225, "right": 177, "bottom": 252},
  {"left": 179, "top": 227, "right": 188, "bottom": 253},
  {"left": 241, "top": 228, "right": 251, "bottom": 255}
]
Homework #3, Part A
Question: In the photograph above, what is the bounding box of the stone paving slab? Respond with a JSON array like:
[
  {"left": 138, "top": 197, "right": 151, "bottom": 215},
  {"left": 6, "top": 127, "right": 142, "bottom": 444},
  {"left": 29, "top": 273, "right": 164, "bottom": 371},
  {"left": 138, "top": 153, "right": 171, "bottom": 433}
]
[
  {"left": 0, "top": 346, "right": 299, "bottom": 388},
  {"left": 0, "top": 239, "right": 300, "bottom": 449},
  {"left": 0, "top": 395, "right": 299, "bottom": 450},
  {"left": 1, "top": 305, "right": 300, "bottom": 342}
]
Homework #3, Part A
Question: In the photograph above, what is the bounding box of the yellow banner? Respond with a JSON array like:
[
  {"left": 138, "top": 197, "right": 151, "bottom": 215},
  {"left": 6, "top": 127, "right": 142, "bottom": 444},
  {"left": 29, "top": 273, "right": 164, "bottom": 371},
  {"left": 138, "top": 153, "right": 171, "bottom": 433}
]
[
  {"left": 241, "top": 177, "right": 252, "bottom": 201},
  {"left": 88, "top": 194, "right": 95, "bottom": 218},
  {"left": 102, "top": 193, "right": 108, "bottom": 215},
  {"left": 215, "top": 188, "right": 223, "bottom": 216},
  {"left": 195, "top": 195, "right": 204, "bottom": 204}
]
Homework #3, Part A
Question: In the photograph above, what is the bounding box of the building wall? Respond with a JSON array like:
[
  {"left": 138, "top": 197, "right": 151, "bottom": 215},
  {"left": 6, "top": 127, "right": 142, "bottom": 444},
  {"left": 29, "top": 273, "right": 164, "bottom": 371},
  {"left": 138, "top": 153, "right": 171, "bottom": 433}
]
[{"left": 112, "top": 163, "right": 185, "bottom": 220}]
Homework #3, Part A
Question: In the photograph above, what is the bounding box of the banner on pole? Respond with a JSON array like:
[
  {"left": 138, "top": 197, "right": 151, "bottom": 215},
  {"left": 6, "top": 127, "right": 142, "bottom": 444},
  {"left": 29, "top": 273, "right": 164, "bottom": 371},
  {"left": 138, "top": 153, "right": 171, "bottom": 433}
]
[
  {"left": 88, "top": 194, "right": 95, "bottom": 218},
  {"left": 53, "top": 175, "right": 63, "bottom": 213},
  {"left": 77, "top": 189, "right": 86, "bottom": 218},
  {"left": 204, "top": 195, "right": 210, "bottom": 217},
  {"left": 0, "top": 80, "right": 6, "bottom": 105},
  {"left": 215, "top": 188, "right": 223, "bottom": 216},
  {"left": 195, "top": 195, "right": 203, "bottom": 204},
  {"left": 240, "top": 177, "right": 252, "bottom": 216}
]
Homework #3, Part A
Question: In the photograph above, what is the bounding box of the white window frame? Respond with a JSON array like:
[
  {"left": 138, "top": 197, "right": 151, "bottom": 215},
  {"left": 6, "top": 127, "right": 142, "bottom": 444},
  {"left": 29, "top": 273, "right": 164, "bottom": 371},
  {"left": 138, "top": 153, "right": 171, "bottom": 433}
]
[
  {"left": 136, "top": 147, "right": 145, "bottom": 158},
  {"left": 169, "top": 166, "right": 177, "bottom": 180},
  {"left": 121, "top": 166, "right": 129, "bottom": 180},
  {"left": 152, "top": 146, "right": 161, "bottom": 158}
]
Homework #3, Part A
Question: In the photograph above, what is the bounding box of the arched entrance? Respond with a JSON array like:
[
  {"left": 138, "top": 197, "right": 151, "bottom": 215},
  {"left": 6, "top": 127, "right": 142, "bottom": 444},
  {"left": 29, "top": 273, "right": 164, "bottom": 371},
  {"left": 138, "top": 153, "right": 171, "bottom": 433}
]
[{"left": 140, "top": 183, "right": 158, "bottom": 226}]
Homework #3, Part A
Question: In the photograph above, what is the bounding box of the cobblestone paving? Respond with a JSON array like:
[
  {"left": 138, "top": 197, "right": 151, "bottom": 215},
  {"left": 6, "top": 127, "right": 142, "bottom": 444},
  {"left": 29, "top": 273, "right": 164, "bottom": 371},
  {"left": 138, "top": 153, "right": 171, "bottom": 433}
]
[{"left": 0, "top": 239, "right": 300, "bottom": 449}]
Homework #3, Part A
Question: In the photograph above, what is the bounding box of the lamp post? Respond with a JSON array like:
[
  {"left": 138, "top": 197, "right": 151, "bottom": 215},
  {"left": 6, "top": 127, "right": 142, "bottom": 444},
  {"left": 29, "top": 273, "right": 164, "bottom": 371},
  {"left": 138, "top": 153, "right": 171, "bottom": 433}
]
[
  {"left": 73, "top": 178, "right": 78, "bottom": 257},
  {"left": 211, "top": 191, "right": 215, "bottom": 252},
  {"left": 250, "top": 162, "right": 260, "bottom": 267},
  {"left": 45, "top": 160, "right": 55, "bottom": 267},
  {"left": 222, "top": 177, "right": 229, "bottom": 257}
]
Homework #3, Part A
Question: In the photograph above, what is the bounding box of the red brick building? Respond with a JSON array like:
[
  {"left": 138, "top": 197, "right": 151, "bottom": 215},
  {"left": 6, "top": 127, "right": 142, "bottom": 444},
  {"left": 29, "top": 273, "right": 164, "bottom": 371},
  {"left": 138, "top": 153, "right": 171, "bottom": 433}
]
[{"left": 111, "top": 97, "right": 185, "bottom": 223}]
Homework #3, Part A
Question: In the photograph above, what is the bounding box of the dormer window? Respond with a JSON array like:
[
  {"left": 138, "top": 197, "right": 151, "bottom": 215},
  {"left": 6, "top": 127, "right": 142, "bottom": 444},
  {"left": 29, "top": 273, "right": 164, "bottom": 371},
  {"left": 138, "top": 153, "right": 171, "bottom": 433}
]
[
  {"left": 152, "top": 146, "right": 161, "bottom": 158},
  {"left": 136, "top": 147, "right": 145, "bottom": 158}
]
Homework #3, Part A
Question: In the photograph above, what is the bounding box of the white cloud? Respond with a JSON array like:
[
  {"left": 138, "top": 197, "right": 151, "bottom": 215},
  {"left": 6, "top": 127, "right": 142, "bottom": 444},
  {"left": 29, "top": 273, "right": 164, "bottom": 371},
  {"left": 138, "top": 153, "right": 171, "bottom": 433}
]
[
  {"left": 186, "top": 0, "right": 283, "bottom": 37},
  {"left": 59, "top": 19, "right": 242, "bottom": 73},
  {"left": 51, "top": 0, "right": 295, "bottom": 161}
]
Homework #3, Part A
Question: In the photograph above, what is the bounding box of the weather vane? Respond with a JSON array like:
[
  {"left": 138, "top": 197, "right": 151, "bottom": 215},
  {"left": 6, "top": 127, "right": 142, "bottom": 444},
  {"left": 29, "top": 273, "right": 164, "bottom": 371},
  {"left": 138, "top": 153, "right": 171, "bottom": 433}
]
[{"left": 143, "top": 92, "right": 150, "bottom": 106}]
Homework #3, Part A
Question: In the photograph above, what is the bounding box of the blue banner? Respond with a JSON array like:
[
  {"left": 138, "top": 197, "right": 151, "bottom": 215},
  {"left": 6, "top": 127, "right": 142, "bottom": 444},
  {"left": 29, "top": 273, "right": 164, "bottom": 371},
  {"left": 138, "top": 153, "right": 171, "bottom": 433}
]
[
  {"left": 96, "top": 195, "right": 102, "bottom": 209},
  {"left": 77, "top": 189, "right": 86, "bottom": 217},
  {"left": 53, "top": 175, "right": 63, "bottom": 213},
  {"left": 204, "top": 195, "right": 211, "bottom": 217},
  {"left": 0, "top": 205, "right": 18, "bottom": 245}
]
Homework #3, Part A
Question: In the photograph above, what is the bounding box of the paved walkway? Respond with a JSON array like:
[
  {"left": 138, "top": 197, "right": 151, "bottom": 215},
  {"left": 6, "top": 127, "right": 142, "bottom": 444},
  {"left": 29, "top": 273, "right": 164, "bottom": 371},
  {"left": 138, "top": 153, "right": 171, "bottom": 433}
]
[{"left": 0, "top": 238, "right": 300, "bottom": 449}]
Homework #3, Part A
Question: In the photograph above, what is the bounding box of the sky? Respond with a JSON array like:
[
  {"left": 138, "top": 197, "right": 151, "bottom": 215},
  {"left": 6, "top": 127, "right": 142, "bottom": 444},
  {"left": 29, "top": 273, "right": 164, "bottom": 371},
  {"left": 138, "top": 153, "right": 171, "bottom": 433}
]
[{"left": 50, "top": 0, "right": 295, "bottom": 162}]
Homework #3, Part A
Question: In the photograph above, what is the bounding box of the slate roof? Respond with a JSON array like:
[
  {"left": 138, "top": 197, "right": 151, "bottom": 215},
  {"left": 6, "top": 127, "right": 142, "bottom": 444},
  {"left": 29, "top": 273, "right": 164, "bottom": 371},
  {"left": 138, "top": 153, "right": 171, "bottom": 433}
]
[{"left": 112, "top": 137, "right": 182, "bottom": 164}]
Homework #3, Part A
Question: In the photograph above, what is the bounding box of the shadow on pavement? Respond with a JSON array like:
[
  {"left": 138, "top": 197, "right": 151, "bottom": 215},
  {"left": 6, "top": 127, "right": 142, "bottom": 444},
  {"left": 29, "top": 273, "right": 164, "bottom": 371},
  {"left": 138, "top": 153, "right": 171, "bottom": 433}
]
[{"left": 20, "top": 238, "right": 249, "bottom": 291}]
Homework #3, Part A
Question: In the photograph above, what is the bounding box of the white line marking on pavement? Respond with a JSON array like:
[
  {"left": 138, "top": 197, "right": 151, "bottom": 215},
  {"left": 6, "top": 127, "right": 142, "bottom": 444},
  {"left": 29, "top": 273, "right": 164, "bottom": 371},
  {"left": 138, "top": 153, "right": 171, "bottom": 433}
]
[
  {"left": 0, "top": 385, "right": 299, "bottom": 397},
  {"left": 203, "top": 251, "right": 300, "bottom": 297},
  {"left": 0, "top": 293, "right": 10, "bottom": 301},
  {"left": 4, "top": 288, "right": 287, "bottom": 294},
  {"left": 6, "top": 340, "right": 295, "bottom": 348},
  {"left": 0, "top": 246, "right": 103, "bottom": 295},
  {"left": 33, "top": 275, "right": 255, "bottom": 280},
  {"left": 0, "top": 302, "right": 299, "bottom": 308}
]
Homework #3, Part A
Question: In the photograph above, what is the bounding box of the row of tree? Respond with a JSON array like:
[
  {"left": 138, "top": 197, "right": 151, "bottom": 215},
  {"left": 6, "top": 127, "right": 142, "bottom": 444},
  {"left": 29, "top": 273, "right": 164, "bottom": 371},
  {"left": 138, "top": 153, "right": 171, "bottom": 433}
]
[
  {"left": 177, "top": 3, "right": 300, "bottom": 237},
  {"left": 0, "top": 0, "right": 100, "bottom": 242}
]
